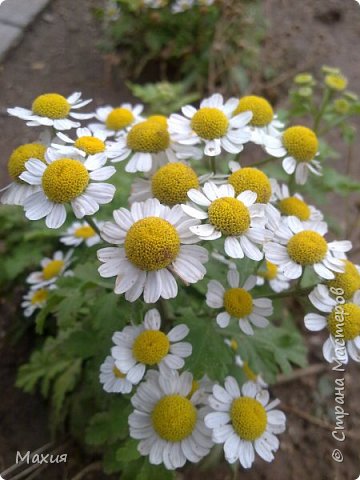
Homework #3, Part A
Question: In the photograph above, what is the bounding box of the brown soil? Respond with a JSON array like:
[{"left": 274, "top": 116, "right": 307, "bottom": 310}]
[{"left": 0, "top": 0, "right": 360, "bottom": 479}]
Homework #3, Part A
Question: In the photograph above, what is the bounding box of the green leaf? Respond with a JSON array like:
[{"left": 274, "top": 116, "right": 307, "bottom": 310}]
[
  {"left": 52, "top": 359, "right": 82, "bottom": 419},
  {"left": 61, "top": 330, "right": 99, "bottom": 359},
  {"left": 226, "top": 314, "right": 307, "bottom": 383},
  {"left": 136, "top": 460, "right": 175, "bottom": 480},
  {"left": 73, "top": 263, "right": 114, "bottom": 289},
  {"left": 103, "top": 443, "right": 124, "bottom": 474},
  {"left": 182, "top": 312, "right": 233, "bottom": 381},
  {"left": 116, "top": 438, "right": 141, "bottom": 463},
  {"left": 85, "top": 402, "right": 131, "bottom": 446}
]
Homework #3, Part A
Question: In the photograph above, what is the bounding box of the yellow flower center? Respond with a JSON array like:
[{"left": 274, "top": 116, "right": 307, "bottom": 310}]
[
  {"left": 31, "top": 288, "right": 48, "bottom": 304},
  {"left": 327, "top": 303, "right": 360, "bottom": 341},
  {"left": 191, "top": 107, "right": 229, "bottom": 140},
  {"left": 127, "top": 120, "right": 170, "bottom": 153},
  {"left": 278, "top": 197, "right": 311, "bottom": 221},
  {"left": 224, "top": 288, "right": 253, "bottom": 318},
  {"left": 328, "top": 260, "right": 360, "bottom": 300},
  {"left": 8, "top": 143, "right": 46, "bottom": 182},
  {"left": 151, "top": 394, "right": 197, "bottom": 442},
  {"left": 74, "top": 136, "right": 105, "bottom": 155},
  {"left": 151, "top": 162, "right": 199, "bottom": 206},
  {"left": 132, "top": 330, "right": 170, "bottom": 365},
  {"left": 208, "top": 197, "right": 250, "bottom": 236},
  {"left": 32, "top": 93, "right": 70, "bottom": 119},
  {"left": 234, "top": 95, "right": 274, "bottom": 127},
  {"left": 74, "top": 225, "right": 96, "bottom": 239},
  {"left": 42, "top": 158, "right": 90, "bottom": 203},
  {"left": 325, "top": 74, "right": 348, "bottom": 91},
  {"left": 287, "top": 230, "right": 327, "bottom": 266},
  {"left": 230, "top": 396, "right": 267, "bottom": 441},
  {"left": 228, "top": 167, "right": 272, "bottom": 203},
  {"left": 124, "top": 217, "right": 180, "bottom": 271},
  {"left": 105, "top": 107, "right": 134, "bottom": 131},
  {"left": 282, "top": 126, "right": 318, "bottom": 162},
  {"left": 147, "top": 115, "right": 168, "bottom": 127},
  {"left": 113, "top": 366, "right": 126, "bottom": 379},
  {"left": 42, "top": 259, "right": 64, "bottom": 280},
  {"left": 230, "top": 338, "right": 238, "bottom": 351},
  {"left": 259, "top": 261, "right": 278, "bottom": 281}
]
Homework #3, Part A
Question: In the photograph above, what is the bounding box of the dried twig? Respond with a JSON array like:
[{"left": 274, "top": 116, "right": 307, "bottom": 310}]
[
  {"left": 0, "top": 442, "right": 54, "bottom": 478},
  {"left": 70, "top": 461, "right": 102, "bottom": 480},
  {"left": 281, "top": 404, "right": 360, "bottom": 441},
  {"left": 275, "top": 363, "right": 328, "bottom": 386},
  {"left": 1, "top": 442, "right": 70, "bottom": 480}
]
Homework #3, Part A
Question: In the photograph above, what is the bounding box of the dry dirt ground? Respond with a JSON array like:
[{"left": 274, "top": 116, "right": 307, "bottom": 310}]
[{"left": 0, "top": 0, "right": 360, "bottom": 479}]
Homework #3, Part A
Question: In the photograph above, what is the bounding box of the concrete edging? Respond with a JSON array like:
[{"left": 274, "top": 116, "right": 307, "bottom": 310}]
[{"left": 0, "top": 0, "right": 52, "bottom": 62}]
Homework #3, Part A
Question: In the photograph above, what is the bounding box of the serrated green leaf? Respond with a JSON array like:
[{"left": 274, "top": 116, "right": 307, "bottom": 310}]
[
  {"left": 183, "top": 313, "right": 233, "bottom": 381},
  {"left": 52, "top": 359, "right": 82, "bottom": 419},
  {"left": 116, "top": 438, "right": 141, "bottom": 463},
  {"left": 61, "top": 330, "right": 99, "bottom": 359},
  {"left": 85, "top": 402, "right": 131, "bottom": 446}
]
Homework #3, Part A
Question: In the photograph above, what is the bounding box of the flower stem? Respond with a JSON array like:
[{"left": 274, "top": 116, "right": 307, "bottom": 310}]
[
  {"left": 158, "top": 298, "right": 175, "bottom": 325},
  {"left": 207, "top": 155, "right": 217, "bottom": 174},
  {"left": 313, "top": 88, "right": 332, "bottom": 134},
  {"left": 258, "top": 284, "right": 315, "bottom": 300},
  {"left": 85, "top": 216, "right": 102, "bottom": 237},
  {"left": 251, "top": 156, "right": 275, "bottom": 167}
]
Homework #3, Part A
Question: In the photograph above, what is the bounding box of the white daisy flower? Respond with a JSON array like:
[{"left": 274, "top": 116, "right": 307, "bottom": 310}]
[
  {"left": 205, "top": 378, "right": 286, "bottom": 469},
  {"left": 129, "top": 370, "right": 213, "bottom": 470},
  {"left": 50, "top": 127, "right": 112, "bottom": 165},
  {"left": 60, "top": 220, "right": 103, "bottom": 247},
  {"left": 129, "top": 162, "right": 209, "bottom": 206},
  {"left": 168, "top": 93, "right": 252, "bottom": 157},
  {"left": 305, "top": 285, "right": 360, "bottom": 363},
  {"left": 206, "top": 268, "right": 273, "bottom": 334},
  {"left": 27, "top": 250, "right": 73, "bottom": 289},
  {"left": 270, "top": 179, "right": 323, "bottom": 227},
  {"left": 8, "top": 92, "right": 93, "bottom": 131},
  {"left": 111, "top": 308, "right": 192, "bottom": 384},
  {"left": 227, "top": 162, "right": 273, "bottom": 204},
  {"left": 99, "top": 356, "right": 133, "bottom": 394},
  {"left": 264, "top": 216, "right": 352, "bottom": 280},
  {"left": 97, "top": 198, "right": 208, "bottom": 303},
  {"left": 21, "top": 287, "right": 51, "bottom": 317},
  {"left": 1, "top": 143, "right": 47, "bottom": 206},
  {"left": 88, "top": 103, "right": 144, "bottom": 138},
  {"left": 264, "top": 125, "right": 322, "bottom": 185},
  {"left": 19, "top": 152, "right": 116, "bottom": 229},
  {"left": 232, "top": 95, "right": 284, "bottom": 148},
  {"left": 256, "top": 260, "right": 291, "bottom": 293},
  {"left": 106, "top": 119, "right": 201, "bottom": 173},
  {"left": 182, "top": 181, "right": 268, "bottom": 260}
]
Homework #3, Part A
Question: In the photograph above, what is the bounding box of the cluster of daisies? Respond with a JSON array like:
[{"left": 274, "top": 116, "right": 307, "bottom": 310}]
[
  {"left": 21, "top": 219, "right": 103, "bottom": 317},
  {"left": 3, "top": 90, "right": 358, "bottom": 471},
  {"left": 100, "top": 308, "right": 286, "bottom": 470}
]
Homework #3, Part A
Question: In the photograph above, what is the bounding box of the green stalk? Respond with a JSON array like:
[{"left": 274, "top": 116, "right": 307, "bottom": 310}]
[
  {"left": 257, "top": 284, "right": 315, "bottom": 300},
  {"left": 313, "top": 88, "right": 332, "bottom": 134},
  {"left": 208, "top": 155, "right": 217, "bottom": 175},
  {"left": 251, "top": 156, "right": 275, "bottom": 168},
  {"left": 85, "top": 216, "right": 102, "bottom": 237}
]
